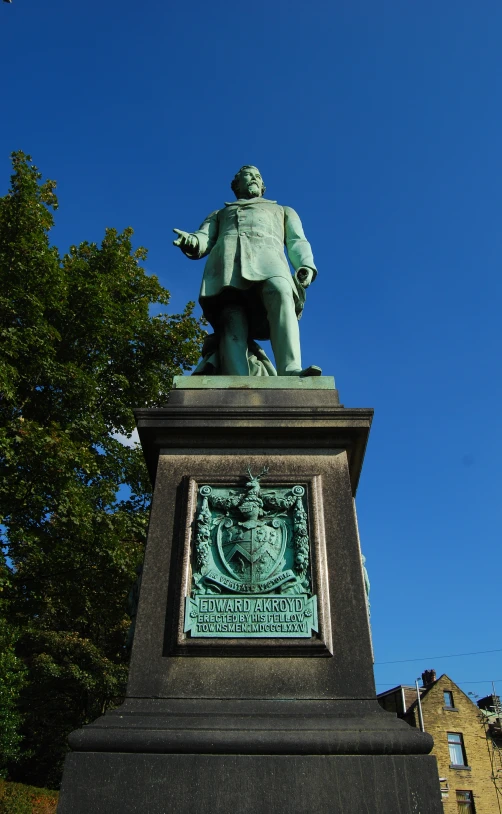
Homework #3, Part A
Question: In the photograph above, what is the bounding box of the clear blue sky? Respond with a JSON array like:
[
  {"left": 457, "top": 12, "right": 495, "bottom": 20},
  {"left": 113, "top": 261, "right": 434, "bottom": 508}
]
[{"left": 1, "top": 0, "right": 501, "bottom": 699}]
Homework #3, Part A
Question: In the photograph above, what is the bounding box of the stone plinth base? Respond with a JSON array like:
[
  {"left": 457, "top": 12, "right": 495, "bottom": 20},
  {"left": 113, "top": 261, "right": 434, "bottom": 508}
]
[
  {"left": 58, "top": 753, "right": 442, "bottom": 813},
  {"left": 57, "top": 384, "right": 442, "bottom": 813}
]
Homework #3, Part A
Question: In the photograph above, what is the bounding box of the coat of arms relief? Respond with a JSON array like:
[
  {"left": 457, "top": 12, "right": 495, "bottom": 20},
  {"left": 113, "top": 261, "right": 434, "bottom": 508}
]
[{"left": 185, "top": 469, "right": 318, "bottom": 639}]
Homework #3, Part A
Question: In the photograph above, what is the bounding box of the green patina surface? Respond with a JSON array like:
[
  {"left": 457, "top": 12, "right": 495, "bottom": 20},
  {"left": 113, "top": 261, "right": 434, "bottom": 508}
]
[
  {"left": 173, "top": 375, "right": 335, "bottom": 390},
  {"left": 184, "top": 469, "right": 318, "bottom": 639},
  {"left": 173, "top": 165, "right": 324, "bottom": 378},
  {"left": 185, "top": 594, "right": 317, "bottom": 638}
]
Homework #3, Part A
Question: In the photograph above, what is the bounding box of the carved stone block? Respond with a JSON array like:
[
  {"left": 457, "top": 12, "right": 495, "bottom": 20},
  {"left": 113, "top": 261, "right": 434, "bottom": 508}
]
[{"left": 57, "top": 385, "right": 443, "bottom": 814}]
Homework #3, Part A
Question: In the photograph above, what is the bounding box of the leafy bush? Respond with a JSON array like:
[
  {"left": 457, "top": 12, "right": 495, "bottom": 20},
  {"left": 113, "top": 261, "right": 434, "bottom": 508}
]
[{"left": 0, "top": 779, "right": 58, "bottom": 813}]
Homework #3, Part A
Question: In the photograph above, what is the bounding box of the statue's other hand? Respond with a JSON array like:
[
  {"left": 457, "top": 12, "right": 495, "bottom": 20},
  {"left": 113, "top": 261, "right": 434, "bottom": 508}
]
[
  {"left": 296, "top": 267, "right": 314, "bottom": 288},
  {"left": 173, "top": 229, "right": 198, "bottom": 251}
]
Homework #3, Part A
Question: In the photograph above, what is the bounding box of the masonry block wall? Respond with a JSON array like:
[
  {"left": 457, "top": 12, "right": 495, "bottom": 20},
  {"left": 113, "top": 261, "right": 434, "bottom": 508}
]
[{"left": 407, "top": 676, "right": 500, "bottom": 814}]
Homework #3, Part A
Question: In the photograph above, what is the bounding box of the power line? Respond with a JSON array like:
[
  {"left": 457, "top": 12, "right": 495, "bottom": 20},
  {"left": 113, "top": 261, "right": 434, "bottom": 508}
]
[{"left": 374, "top": 647, "right": 502, "bottom": 665}]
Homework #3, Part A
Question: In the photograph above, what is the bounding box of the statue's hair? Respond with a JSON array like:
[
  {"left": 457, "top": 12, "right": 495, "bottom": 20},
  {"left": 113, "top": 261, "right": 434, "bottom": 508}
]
[{"left": 231, "top": 166, "right": 266, "bottom": 198}]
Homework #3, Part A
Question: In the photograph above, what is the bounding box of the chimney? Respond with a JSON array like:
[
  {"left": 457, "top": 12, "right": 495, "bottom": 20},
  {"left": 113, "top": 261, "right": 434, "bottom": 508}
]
[{"left": 421, "top": 669, "right": 436, "bottom": 688}]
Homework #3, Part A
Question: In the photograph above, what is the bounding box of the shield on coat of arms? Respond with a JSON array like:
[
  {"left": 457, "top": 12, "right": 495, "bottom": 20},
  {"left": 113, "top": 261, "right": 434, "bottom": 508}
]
[{"left": 217, "top": 517, "right": 287, "bottom": 585}]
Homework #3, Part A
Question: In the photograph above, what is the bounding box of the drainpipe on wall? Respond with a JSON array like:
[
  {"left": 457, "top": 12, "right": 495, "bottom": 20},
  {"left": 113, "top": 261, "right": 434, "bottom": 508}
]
[{"left": 416, "top": 679, "right": 425, "bottom": 732}]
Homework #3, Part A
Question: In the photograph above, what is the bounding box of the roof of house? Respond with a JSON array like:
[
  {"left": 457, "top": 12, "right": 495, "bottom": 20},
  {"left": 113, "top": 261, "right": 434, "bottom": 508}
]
[{"left": 377, "top": 673, "right": 480, "bottom": 715}]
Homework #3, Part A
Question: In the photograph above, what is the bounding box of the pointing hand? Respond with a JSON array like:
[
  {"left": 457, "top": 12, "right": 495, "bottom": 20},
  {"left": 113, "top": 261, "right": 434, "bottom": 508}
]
[{"left": 173, "top": 229, "right": 198, "bottom": 251}]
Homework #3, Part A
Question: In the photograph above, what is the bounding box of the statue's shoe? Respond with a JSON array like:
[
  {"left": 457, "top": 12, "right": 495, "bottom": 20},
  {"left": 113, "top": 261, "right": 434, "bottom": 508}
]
[{"left": 285, "top": 365, "right": 322, "bottom": 377}]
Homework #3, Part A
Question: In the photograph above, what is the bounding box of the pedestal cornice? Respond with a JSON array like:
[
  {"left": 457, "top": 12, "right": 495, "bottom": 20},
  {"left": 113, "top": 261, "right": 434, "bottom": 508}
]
[{"left": 135, "top": 390, "right": 373, "bottom": 496}]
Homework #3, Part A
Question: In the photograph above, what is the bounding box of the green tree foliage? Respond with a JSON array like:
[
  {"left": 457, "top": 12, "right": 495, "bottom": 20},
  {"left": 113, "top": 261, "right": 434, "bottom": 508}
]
[
  {"left": 0, "top": 562, "right": 27, "bottom": 779},
  {"left": 0, "top": 623, "right": 26, "bottom": 780},
  {"left": 0, "top": 152, "right": 205, "bottom": 787}
]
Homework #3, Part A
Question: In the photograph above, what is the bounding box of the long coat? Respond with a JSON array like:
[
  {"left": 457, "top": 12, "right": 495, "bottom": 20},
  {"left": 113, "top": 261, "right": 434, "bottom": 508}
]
[{"left": 185, "top": 197, "right": 317, "bottom": 340}]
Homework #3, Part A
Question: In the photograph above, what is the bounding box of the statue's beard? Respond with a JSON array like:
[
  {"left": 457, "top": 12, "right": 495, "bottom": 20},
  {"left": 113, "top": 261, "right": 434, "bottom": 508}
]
[{"left": 245, "top": 182, "right": 260, "bottom": 197}]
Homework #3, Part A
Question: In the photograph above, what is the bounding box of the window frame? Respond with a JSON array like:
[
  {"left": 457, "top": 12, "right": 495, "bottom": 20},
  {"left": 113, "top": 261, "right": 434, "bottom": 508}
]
[
  {"left": 443, "top": 690, "right": 455, "bottom": 709},
  {"left": 448, "top": 732, "right": 468, "bottom": 768},
  {"left": 456, "top": 789, "right": 475, "bottom": 812}
]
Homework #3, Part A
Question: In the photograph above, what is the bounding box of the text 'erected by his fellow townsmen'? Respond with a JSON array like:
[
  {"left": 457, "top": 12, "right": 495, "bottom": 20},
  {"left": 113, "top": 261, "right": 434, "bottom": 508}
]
[{"left": 184, "top": 594, "right": 318, "bottom": 638}]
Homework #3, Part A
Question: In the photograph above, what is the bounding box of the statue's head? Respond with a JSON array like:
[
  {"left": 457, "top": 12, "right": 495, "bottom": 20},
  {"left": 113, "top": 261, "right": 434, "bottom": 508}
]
[{"left": 231, "top": 166, "right": 266, "bottom": 199}]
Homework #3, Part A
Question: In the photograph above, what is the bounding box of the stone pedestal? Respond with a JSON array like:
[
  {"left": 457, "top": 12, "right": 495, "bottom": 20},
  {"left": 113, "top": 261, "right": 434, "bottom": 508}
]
[{"left": 57, "top": 378, "right": 442, "bottom": 813}]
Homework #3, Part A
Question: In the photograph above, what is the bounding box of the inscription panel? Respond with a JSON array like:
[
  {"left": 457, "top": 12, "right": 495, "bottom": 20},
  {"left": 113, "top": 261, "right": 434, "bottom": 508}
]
[
  {"left": 185, "top": 594, "right": 317, "bottom": 638},
  {"left": 184, "top": 469, "right": 319, "bottom": 640}
]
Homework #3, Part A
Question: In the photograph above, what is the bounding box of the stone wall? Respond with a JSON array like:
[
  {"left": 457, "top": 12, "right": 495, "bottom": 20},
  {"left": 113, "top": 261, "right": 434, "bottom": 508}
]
[{"left": 409, "top": 675, "right": 501, "bottom": 814}]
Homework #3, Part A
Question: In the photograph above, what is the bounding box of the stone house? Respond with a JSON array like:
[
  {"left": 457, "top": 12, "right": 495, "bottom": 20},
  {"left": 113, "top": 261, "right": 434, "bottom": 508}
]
[{"left": 377, "top": 671, "right": 502, "bottom": 813}]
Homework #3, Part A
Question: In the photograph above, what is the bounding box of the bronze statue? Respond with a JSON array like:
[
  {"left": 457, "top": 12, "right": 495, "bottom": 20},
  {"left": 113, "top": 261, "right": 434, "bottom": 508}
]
[{"left": 173, "top": 166, "right": 321, "bottom": 377}]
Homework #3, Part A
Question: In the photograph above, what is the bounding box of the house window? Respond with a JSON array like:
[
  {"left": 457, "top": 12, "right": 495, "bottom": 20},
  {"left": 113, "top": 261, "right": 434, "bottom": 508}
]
[
  {"left": 444, "top": 690, "right": 454, "bottom": 708},
  {"left": 448, "top": 732, "right": 467, "bottom": 766},
  {"left": 456, "top": 790, "right": 475, "bottom": 812}
]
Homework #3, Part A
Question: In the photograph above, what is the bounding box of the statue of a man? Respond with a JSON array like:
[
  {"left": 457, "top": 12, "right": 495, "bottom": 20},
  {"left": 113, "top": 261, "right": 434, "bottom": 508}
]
[{"left": 173, "top": 166, "right": 321, "bottom": 377}]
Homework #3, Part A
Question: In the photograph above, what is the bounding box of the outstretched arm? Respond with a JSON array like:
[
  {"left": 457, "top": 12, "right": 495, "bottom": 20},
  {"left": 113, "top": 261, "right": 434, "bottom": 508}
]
[
  {"left": 173, "top": 229, "right": 199, "bottom": 258},
  {"left": 172, "top": 210, "right": 220, "bottom": 260}
]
